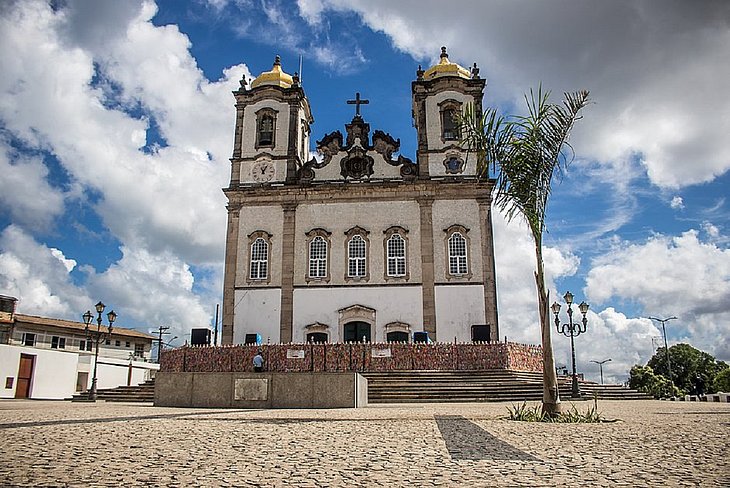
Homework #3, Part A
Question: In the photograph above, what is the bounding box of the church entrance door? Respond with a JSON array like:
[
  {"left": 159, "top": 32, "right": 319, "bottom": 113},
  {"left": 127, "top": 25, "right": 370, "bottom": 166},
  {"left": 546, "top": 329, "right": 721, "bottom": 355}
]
[{"left": 344, "top": 321, "right": 371, "bottom": 343}]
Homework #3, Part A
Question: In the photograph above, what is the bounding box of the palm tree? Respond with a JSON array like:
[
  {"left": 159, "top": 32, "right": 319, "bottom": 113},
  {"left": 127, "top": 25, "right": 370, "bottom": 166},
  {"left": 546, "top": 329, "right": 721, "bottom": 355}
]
[{"left": 461, "top": 87, "right": 590, "bottom": 416}]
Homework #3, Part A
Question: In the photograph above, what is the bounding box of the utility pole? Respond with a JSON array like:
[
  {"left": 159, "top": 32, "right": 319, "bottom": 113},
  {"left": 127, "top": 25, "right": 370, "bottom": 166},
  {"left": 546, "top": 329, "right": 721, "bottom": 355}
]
[
  {"left": 156, "top": 325, "right": 171, "bottom": 363},
  {"left": 213, "top": 304, "right": 219, "bottom": 347}
]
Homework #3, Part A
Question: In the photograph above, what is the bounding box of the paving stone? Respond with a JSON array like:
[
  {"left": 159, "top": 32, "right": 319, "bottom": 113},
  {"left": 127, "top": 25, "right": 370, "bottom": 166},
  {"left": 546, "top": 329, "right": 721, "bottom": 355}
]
[{"left": 0, "top": 400, "right": 728, "bottom": 486}]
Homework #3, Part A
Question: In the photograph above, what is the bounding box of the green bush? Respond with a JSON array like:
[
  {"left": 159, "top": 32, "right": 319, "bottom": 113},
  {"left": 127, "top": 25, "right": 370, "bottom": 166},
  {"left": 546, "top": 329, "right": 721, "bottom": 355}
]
[{"left": 628, "top": 365, "right": 683, "bottom": 398}]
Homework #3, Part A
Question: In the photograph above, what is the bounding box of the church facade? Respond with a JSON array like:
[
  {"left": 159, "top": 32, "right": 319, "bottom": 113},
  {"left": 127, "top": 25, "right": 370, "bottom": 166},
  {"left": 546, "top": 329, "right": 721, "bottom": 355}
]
[{"left": 221, "top": 48, "right": 499, "bottom": 345}]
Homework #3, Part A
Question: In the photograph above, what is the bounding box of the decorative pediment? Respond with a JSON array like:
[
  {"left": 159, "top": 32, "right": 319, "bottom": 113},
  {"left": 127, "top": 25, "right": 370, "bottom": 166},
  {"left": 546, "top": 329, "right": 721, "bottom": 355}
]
[
  {"left": 338, "top": 304, "right": 376, "bottom": 322},
  {"left": 315, "top": 131, "right": 343, "bottom": 167},
  {"left": 297, "top": 113, "right": 418, "bottom": 184},
  {"left": 372, "top": 130, "right": 400, "bottom": 163},
  {"left": 340, "top": 143, "right": 374, "bottom": 180},
  {"left": 345, "top": 116, "right": 370, "bottom": 147},
  {"left": 304, "top": 322, "right": 330, "bottom": 332}
]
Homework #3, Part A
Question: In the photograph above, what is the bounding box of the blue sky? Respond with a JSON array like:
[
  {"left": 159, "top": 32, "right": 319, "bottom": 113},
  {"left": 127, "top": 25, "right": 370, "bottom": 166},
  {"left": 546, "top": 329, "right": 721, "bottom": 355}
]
[{"left": 1, "top": 0, "right": 728, "bottom": 382}]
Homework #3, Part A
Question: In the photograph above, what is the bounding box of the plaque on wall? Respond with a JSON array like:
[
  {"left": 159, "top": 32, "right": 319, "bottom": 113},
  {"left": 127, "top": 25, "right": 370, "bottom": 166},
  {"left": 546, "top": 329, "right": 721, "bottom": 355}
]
[
  {"left": 234, "top": 378, "right": 268, "bottom": 401},
  {"left": 287, "top": 349, "right": 305, "bottom": 359},
  {"left": 371, "top": 348, "right": 392, "bottom": 358}
]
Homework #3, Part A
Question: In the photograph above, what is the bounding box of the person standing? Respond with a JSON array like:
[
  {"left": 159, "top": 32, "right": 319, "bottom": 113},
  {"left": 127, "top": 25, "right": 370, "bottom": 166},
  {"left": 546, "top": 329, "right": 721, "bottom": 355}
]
[{"left": 253, "top": 350, "right": 264, "bottom": 372}]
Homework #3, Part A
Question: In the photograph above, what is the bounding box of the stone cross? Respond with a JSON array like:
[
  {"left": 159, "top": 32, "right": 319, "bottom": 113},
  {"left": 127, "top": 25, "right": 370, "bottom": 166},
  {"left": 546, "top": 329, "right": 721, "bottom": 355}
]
[{"left": 347, "top": 92, "right": 369, "bottom": 117}]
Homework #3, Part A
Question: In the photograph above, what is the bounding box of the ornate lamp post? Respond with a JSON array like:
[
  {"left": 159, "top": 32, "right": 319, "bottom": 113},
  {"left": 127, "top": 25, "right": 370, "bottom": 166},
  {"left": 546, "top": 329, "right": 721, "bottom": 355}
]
[
  {"left": 82, "top": 301, "right": 117, "bottom": 401},
  {"left": 551, "top": 291, "right": 589, "bottom": 398},
  {"left": 648, "top": 316, "right": 677, "bottom": 381},
  {"left": 590, "top": 358, "right": 612, "bottom": 385}
]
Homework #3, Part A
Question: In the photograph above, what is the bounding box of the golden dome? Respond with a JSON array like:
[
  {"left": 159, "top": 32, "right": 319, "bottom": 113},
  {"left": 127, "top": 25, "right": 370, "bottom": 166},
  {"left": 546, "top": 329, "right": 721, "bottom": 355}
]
[
  {"left": 251, "top": 55, "right": 294, "bottom": 89},
  {"left": 422, "top": 47, "right": 472, "bottom": 80}
]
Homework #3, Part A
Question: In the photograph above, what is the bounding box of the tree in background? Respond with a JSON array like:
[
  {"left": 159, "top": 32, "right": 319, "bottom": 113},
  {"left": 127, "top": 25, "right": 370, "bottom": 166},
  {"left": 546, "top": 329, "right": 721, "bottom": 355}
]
[
  {"left": 648, "top": 343, "right": 728, "bottom": 395},
  {"left": 461, "top": 87, "right": 590, "bottom": 416},
  {"left": 628, "top": 365, "right": 682, "bottom": 399},
  {"left": 713, "top": 368, "right": 730, "bottom": 393}
]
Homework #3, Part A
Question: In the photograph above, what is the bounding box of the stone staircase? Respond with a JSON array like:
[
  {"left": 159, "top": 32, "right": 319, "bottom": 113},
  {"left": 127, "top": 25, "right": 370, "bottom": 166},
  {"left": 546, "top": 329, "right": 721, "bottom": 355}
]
[
  {"left": 362, "top": 370, "right": 652, "bottom": 403},
  {"left": 71, "top": 379, "right": 155, "bottom": 402}
]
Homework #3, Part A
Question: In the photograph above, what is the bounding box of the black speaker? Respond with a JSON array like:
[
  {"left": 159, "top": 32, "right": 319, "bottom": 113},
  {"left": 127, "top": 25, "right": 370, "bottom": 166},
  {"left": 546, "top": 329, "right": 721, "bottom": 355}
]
[
  {"left": 244, "top": 333, "right": 261, "bottom": 345},
  {"left": 190, "top": 328, "right": 211, "bottom": 346},
  {"left": 413, "top": 331, "right": 429, "bottom": 343}
]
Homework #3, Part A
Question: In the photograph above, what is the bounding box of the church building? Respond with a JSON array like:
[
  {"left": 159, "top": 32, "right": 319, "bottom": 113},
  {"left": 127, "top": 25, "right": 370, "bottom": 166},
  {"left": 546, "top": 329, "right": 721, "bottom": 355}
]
[{"left": 221, "top": 48, "right": 499, "bottom": 345}]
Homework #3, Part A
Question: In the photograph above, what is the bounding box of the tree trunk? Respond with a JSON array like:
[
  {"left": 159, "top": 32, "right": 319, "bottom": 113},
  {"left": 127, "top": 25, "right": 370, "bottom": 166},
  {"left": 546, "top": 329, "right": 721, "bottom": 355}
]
[{"left": 534, "top": 240, "right": 561, "bottom": 416}]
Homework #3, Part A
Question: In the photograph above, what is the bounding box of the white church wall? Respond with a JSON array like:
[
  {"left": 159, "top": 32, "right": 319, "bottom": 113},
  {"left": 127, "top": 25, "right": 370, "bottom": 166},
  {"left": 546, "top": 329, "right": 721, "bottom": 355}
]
[
  {"left": 434, "top": 284, "right": 486, "bottom": 342},
  {"left": 431, "top": 199, "right": 484, "bottom": 282},
  {"left": 293, "top": 286, "right": 424, "bottom": 342},
  {"left": 293, "top": 201, "right": 422, "bottom": 286},
  {"left": 240, "top": 99, "right": 291, "bottom": 159},
  {"left": 236, "top": 205, "right": 284, "bottom": 287},
  {"left": 233, "top": 288, "right": 282, "bottom": 344}
]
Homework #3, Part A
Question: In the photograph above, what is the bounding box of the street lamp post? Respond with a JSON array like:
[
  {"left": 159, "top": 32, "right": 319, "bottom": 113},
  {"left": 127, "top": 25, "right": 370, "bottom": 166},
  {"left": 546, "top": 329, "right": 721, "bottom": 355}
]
[
  {"left": 82, "top": 301, "right": 117, "bottom": 401},
  {"left": 649, "top": 316, "right": 677, "bottom": 380},
  {"left": 551, "top": 291, "right": 589, "bottom": 399},
  {"left": 590, "top": 358, "right": 612, "bottom": 385}
]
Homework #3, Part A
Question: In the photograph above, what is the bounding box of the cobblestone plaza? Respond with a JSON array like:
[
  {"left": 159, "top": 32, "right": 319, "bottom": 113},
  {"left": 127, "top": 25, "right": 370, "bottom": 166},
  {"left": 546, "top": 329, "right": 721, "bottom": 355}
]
[{"left": 0, "top": 399, "right": 727, "bottom": 487}]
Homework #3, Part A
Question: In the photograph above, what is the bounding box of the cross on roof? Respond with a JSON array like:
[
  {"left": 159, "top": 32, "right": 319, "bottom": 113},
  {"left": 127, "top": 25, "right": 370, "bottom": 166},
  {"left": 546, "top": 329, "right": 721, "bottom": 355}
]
[{"left": 346, "top": 92, "right": 369, "bottom": 117}]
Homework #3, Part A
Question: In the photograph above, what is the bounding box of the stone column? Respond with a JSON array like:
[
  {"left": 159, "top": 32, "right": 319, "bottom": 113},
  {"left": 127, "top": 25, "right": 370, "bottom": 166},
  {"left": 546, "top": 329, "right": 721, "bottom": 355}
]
[
  {"left": 221, "top": 206, "right": 240, "bottom": 345},
  {"left": 286, "top": 101, "right": 300, "bottom": 183},
  {"left": 418, "top": 197, "right": 437, "bottom": 340},
  {"left": 279, "top": 202, "right": 297, "bottom": 343},
  {"left": 478, "top": 197, "right": 499, "bottom": 341}
]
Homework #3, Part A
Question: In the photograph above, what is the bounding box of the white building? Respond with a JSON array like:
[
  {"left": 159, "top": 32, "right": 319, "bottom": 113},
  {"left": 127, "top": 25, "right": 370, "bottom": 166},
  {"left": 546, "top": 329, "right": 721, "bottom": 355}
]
[
  {"left": 0, "top": 295, "right": 158, "bottom": 400},
  {"left": 222, "top": 48, "right": 499, "bottom": 345}
]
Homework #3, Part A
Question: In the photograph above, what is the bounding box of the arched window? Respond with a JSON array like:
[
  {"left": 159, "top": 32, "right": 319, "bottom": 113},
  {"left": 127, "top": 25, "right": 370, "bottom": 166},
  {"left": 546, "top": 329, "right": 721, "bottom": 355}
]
[
  {"left": 247, "top": 231, "right": 272, "bottom": 284},
  {"left": 348, "top": 235, "right": 366, "bottom": 278},
  {"left": 306, "top": 229, "right": 331, "bottom": 282},
  {"left": 250, "top": 237, "right": 268, "bottom": 280},
  {"left": 448, "top": 232, "right": 468, "bottom": 275},
  {"left": 387, "top": 234, "right": 406, "bottom": 277},
  {"left": 383, "top": 226, "right": 409, "bottom": 280},
  {"left": 309, "top": 236, "right": 327, "bottom": 278}
]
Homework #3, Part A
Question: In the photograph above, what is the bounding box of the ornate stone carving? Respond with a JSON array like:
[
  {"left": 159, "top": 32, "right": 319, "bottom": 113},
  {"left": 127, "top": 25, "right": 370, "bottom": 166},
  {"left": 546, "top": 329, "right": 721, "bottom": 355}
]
[
  {"left": 372, "top": 130, "right": 400, "bottom": 164},
  {"left": 399, "top": 157, "right": 418, "bottom": 179},
  {"left": 315, "top": 131, "right": 343, "bottom": 167},
  {"left": 345, "top": 116, "right": 370, "bottom": 147},
  {"left": 340, "top": 142, "right": 374, "bottom": 180}
]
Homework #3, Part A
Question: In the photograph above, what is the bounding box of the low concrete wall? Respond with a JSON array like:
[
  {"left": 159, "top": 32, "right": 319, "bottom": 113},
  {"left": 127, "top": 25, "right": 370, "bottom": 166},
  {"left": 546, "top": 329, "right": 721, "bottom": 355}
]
[{"left": 155, "top": 372, "right": 367, "bottom": 409}]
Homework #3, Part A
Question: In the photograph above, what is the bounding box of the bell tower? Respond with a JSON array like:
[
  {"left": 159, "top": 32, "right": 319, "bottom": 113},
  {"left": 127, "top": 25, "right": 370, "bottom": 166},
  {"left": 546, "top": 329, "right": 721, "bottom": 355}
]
[
  {"left": 229, "top": 55, "right": 313, "bottom": 186},
  {"left": 412, "top": 47, "right": 485, "bottom": 178}
]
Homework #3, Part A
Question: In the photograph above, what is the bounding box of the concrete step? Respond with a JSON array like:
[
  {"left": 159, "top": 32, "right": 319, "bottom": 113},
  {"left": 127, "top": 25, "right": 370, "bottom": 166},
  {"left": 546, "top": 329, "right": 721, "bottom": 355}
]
[
  {"left": 362, "top": 370, "right": 651, "bottom": 403},
  {"left": 71, "top": 379, "right": 156, "bottom": 403}
]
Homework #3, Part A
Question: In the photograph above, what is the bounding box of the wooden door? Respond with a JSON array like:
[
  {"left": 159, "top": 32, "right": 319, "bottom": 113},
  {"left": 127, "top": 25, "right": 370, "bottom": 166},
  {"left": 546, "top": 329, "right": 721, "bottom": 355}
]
[{"left": 15, "top": 354, "right": 35, "bottom": 398}]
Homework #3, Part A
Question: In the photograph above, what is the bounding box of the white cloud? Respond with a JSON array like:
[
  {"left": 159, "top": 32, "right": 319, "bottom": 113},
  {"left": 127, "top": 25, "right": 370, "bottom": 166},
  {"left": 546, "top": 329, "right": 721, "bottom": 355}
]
[
  {"left": 670, "top": 196, "right": 684, "bottom": 210},
  {"left": 585, "top": 229, "right": 730, "bottom": 361},
  {"left": 306, "top": 0, "right": 730, "bottom": 189},
  {"left": 0, "top": 0, "right": 242, "bottom": 333},
  {"left": 0, "top": 0, "right": 248, "bottom": 265},
  {"left": 493, "top": 209, "right": 579, "bottom": 345},
  {"left": 86, "top": 245, "right": 211, "bottom": 337},
  {"left": 0, "top": 143, "right": 66, "bottom": 231},
  {"left": 0, "top": 225, "right": 90, "bottom": 318},
  {"left": 50, "top": 248, "right": 77, "bottom": 273}
]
